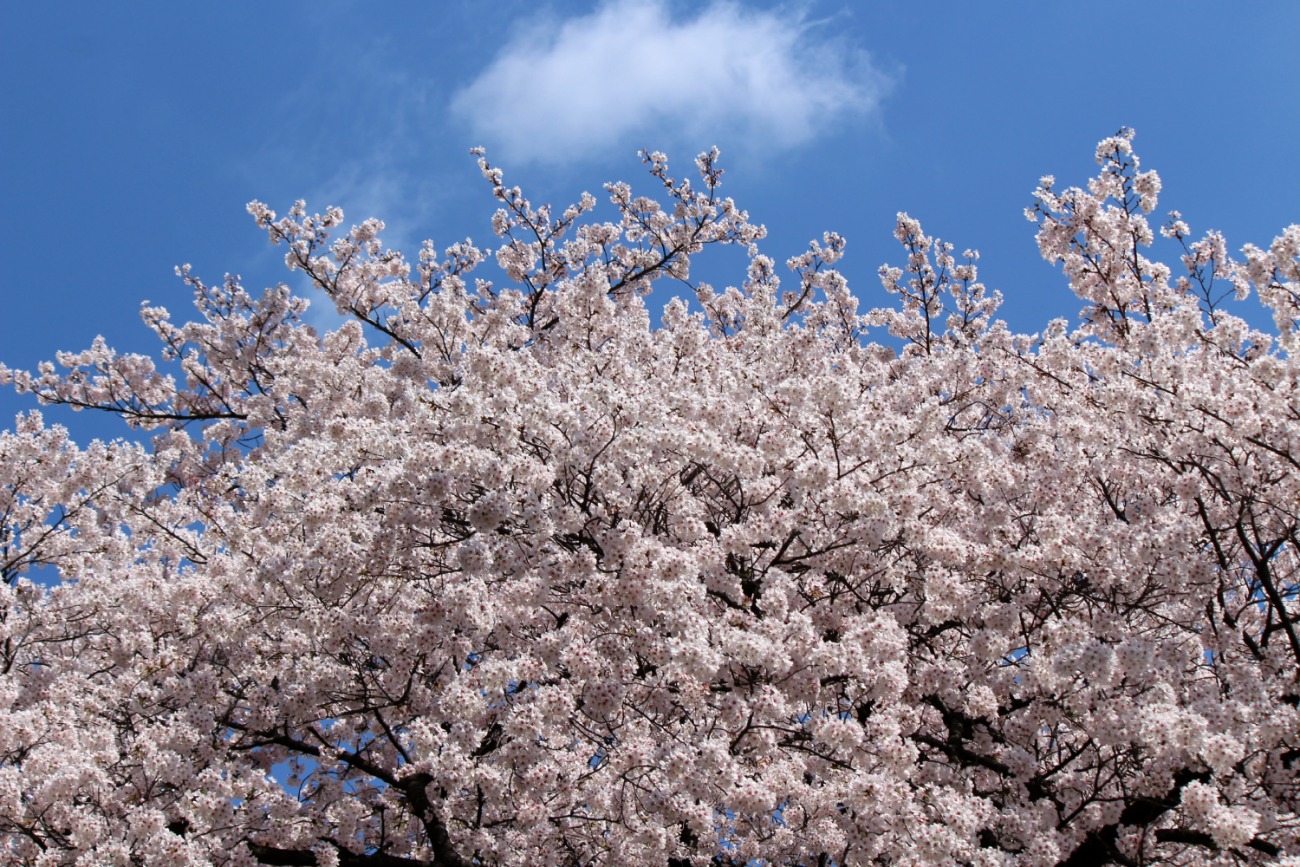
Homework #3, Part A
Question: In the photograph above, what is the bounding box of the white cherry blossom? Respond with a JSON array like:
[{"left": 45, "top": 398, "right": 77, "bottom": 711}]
[{"left": 1, "top": 135, "right": 1296, "bottom": 865}]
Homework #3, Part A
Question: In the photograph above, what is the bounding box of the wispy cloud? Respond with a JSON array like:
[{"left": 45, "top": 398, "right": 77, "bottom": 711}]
[{"left": 451, "top": 0, "right": 892, "bottom": 165}]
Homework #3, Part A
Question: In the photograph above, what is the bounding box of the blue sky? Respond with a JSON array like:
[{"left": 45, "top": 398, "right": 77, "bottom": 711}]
[{"left": 3, "top": 1, "right": 1298, "bottom": 437}]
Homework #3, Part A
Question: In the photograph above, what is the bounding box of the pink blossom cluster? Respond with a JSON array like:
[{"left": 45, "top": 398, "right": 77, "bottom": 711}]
[{"left": 1, "top": 131, "right": 1297, "bottom": 865}]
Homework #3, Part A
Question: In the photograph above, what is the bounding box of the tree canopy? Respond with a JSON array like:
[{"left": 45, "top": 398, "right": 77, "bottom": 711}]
[{"left": 1, "top": 131, "right": 1297, "bottom": 865}]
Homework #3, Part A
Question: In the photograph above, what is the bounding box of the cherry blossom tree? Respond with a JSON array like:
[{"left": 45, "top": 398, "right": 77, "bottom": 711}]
[{"left": 1, "top": 131, "right": 1297, "bottom": 866}]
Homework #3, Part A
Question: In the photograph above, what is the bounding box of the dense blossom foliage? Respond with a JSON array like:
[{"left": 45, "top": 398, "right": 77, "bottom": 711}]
[{"left": 1, "top": 131, "right": 1297, "bottom": 866}]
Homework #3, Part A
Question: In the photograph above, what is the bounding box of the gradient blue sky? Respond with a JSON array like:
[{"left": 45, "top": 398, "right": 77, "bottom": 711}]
[{"left": 3, "top": 1, "right": 1298, "bottom": 438}]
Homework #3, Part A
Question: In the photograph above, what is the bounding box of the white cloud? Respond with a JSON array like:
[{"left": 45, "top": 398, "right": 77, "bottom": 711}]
[{"left": 450, "top": 0, "right": 892, "bottom": 165}]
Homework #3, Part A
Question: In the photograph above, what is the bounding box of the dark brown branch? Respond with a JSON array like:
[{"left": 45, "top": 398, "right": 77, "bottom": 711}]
[{"left": 248, "top": 842, "right": 429, "bottom": 866}]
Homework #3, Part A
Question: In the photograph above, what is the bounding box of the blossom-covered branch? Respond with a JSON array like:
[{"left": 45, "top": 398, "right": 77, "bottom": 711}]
[{"left": 1, "top": 131, "right": 1296, "bottom": 865}]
